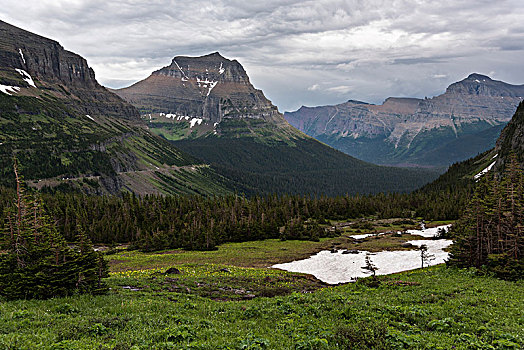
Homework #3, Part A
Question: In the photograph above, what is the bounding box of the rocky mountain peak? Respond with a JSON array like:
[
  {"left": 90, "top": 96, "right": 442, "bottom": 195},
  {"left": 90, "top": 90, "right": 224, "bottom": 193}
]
[
  {"left": 0, "top": 20, "right": 139, "bottom": 121},
  {"left": 446, "top": 73, "right": 524, "bottom": 97},
  {"left": 115, "top": 53, "right": 290, "bottom": 130},
  {"left": 466, "top": 73, "right": 492, "bottom": 81},
  {"left": 153, "top": 52, "right": 250, "bottom": 89}
]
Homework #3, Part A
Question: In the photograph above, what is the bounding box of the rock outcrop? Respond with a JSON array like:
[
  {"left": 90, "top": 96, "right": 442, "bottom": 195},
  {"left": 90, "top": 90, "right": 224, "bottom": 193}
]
[
  {"left": 115, "top": 52, "right": 288, "bottom": 129},
  {"left": 0, "top": 20, "right": 139, "bottom": 121},
  {"left": 495, "top": 101, "right": 524, "bottom": 168}
]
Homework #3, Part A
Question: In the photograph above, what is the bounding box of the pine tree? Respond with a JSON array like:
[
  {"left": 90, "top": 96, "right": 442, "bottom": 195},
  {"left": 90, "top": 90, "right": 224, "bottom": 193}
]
[
  {"left": 448, "top": 154, "right": 523, "bottom": 280},
  {"left": 0, "top": 160, "right": 109, "bottom": 299}
]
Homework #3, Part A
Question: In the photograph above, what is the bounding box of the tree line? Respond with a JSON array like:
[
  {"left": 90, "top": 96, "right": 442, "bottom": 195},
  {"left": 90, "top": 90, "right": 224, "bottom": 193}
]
[{"left": 0, "top": 181, "right": 470, "bottom": 252}]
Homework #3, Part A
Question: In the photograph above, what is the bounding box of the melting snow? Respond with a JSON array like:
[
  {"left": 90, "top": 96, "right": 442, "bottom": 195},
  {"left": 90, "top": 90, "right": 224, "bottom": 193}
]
[
  {"left": 219, "top": 62, "right": 225, "bottom": 74},
  {"left": 474, "top": 161, "right": 496, "bottom": 180},
  {"left": 196, "top": 77, "right": 218, "bottom": 96},
  {"left": 15, "top": 69, "right": 36, "bottom": 87},
  {"left": 349, "top": 232, "right": 388, "bottom": 240},
  {"left": 18, "top": 49, "right": 26, "bottom": 64},
  {"left": 0, "top": 85, "right": 20, "bottom": 95},
  {"left": 272, "top": 225, "right": 452, "bottom": 284},
  {"left": 405, "top": 224, "right": 451, "bottom": 238},
  {"left": 189, "top": 118, "right": 203, "bottom": 128},
  {"left": 85, "top": 115, "right": 95, "bottom": 121},
  {"left": 173, "top": 59, "right": 189, "bottom": 80}
]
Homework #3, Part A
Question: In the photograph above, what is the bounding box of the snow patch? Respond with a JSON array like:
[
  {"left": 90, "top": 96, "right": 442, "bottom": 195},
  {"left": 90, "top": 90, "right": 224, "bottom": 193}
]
[
  {"left": 273, "top": 240, "right": 452, "bottom": 284},
  {"left": 189, "top": 118, "right": 203, "bottom": 128},
  {"left": 18, "top": 49, "right": 26, "bottom": 64},
  {"left": 85, "top": 115, "right": 95, "bottom": 121},
  {"left": 196, "top": 77, "right": 218, "bottom": 96},
  {"left": 173, "top": 59, "right": 189, "bottom": 80},
  {"left": 349, "top": 232, "right": 388, "bottom": 240},
  {"left": 219, "top": 62, "right": 225, "bottom": 74},
  {"left": 474, "top": 161, "right": 496, "bottom": 180},
  {"left": 272, "top": 225, "right": 452, "bottom": 284},
  {"left": 0, "top": 85, "right": 20, "bottom": 95},
  {"left": 15, "top": 69, "right": 36, "bottom": 87},
  {"left": 405, "top": 224, "right": 451, "bottom": 238}
]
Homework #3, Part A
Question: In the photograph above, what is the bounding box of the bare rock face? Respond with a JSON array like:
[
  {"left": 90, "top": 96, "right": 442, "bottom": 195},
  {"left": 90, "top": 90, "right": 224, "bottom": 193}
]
[
  {"left": 0, "top": 20, "right": 139, "bottom": 121},
  {"left": 285, "top": 74, "right": 524, "bottom": 167},
  {"left": 114, "top": 52, "right": 293, "bottom": 133}
]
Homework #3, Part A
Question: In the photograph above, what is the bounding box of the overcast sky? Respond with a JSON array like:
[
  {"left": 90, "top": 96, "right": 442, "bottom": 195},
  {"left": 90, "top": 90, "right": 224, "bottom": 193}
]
[{"left": 1, "top": 0, "right": 523, "bottom": 112}]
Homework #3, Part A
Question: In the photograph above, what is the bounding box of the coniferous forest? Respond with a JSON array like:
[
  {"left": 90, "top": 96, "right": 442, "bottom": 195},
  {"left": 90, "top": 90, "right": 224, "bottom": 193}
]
[
  {"left": 0, "top": 178, "right": 470, "bottom": 252},
  {"left": 449, "top": 156, "right": 524, "bottom": 280}
]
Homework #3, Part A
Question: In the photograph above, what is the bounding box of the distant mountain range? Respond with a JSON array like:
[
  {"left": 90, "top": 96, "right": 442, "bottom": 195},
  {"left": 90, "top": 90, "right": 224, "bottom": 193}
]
[
  {"left": 284, "top": 74, "right": 524, "bottom": 168},
  {"left": 114, "top": 53, "right": 439, "bottom": 195},
  {"left": 422, "top": 101, "right": 524, "bottom": 194}
]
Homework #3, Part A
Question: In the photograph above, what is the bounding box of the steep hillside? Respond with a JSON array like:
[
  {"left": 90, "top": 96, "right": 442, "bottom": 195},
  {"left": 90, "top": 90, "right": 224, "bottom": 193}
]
[
  {"left": 421, "top": 102, "right": 524, "bottom": 194},
  {"left": 0, "top": 20, "right": 232, "bottom": 196},
  {"left": 496, "top": 101, "right": 524, "bottom": 167},
  {"left": 116, "top": 53, "right": 439, "bottom": 196},
  {"left": 285, "top": 74, "right": 523, "bottom": 167},
  {"left": 114, "top": 52, "right": 296, "bottom": 140}
]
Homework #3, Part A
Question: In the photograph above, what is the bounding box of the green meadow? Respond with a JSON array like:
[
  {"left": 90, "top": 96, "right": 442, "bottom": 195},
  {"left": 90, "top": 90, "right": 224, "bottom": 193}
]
[{"left": 0, "top": 234, "right": 522, "bottom": 349}]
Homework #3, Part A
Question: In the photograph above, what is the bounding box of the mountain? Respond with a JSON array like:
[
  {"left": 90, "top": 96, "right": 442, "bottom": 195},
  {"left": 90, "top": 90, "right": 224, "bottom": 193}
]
[
  {"left": 285, "top": 74, "right": 524, "bottom": 168},
  {"left": 496, "top": 101, "right": 524, "bottom": 167},
  {"left": 114, "top": 52, "right": 296, "bottom": 141},
  {"left": 115, "top": 53, "right": 439, "bottom": 196},
  {"left": 422, "top": 101, "right": 524, "bottom": 194},
  {"left": 0, "top": 20, "right": 233, "bottom": 196}
]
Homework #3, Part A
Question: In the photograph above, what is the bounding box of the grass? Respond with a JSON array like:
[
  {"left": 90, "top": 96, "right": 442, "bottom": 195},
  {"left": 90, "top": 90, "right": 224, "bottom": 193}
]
[
  {"left": 108, "top": 219, "right": 453, "bottom": 272},
  {"left": 0, "top": 266, "right": 521, "bottom": 349},
  {"left": 1, "top": 227, "right": 522, "bottom": 349}
]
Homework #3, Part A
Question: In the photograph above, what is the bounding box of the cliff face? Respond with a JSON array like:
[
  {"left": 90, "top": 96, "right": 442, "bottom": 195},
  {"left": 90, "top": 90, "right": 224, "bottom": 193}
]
[
  {"left": 0, "top": 21, "right": 234, "bottom": 197},
  {"left": 0, "top": 20, "right": 139, "bottom": 121},
  {"left": 285, "top": 74, "right": 523, "bottom": 167},
  {"left": 114, "top": 52, "right": 295, "bottom": 137}
]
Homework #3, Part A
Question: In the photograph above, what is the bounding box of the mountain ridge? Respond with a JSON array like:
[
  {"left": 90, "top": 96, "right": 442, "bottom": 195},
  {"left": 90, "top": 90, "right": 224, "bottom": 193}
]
[
  {"left": 285, "top": 74, "right": 523, "bottom": 167},
  {"left": 0, "top": 20, "right": 234, "bottom": 197},
  {"left": 114, "top": 51, "right": 296, "bottom": 139},
  {"left": 115, "top": 52, "right": 440, "bottom": 196}
]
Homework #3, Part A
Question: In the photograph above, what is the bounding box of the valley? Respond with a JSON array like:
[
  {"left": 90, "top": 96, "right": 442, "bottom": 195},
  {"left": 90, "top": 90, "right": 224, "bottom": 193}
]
[{"left": 0, "top": 11, "right": 523, "bottom": 350}]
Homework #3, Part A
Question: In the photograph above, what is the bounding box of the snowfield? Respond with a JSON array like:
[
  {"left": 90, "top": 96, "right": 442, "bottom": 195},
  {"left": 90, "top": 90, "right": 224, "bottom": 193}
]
[{"left": 272, "top": 225, "right": 452, "bottom": 284}]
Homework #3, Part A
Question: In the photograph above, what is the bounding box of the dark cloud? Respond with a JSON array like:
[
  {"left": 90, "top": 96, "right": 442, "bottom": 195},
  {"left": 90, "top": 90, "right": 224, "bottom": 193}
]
[{"left": 1, "top": 0, "right": 523, "bottom": 112}]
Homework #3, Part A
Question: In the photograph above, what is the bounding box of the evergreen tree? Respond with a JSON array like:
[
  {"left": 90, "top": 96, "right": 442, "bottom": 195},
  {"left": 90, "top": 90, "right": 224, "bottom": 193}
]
[
  {"left": 0, "top": 160, "right": 109, "bottom": 299},
  {"left": 448, "top": 155, "right": 523, "bottom": 280}
]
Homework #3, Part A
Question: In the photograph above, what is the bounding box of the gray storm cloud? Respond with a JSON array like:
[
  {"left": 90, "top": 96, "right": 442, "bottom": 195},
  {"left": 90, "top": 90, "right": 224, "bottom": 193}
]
[{"left": 1, "top": 0, "right": 523, "bottom": 111}]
